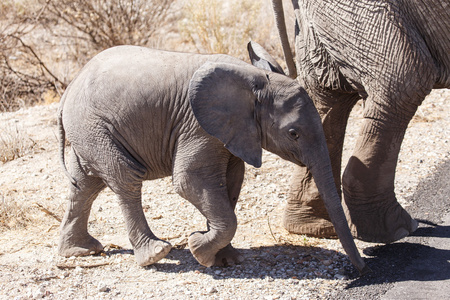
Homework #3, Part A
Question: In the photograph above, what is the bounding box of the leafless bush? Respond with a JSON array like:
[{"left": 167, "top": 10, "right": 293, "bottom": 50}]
[
  {"left": 41, "top": 0, "right": 176, "bottom": 52},
  {"left": 0, "top": 31, "right": 65, "bottom": 111},
  {"left": 0, "top": 0, "right": 289, "bottom": 112},
  {"left": 0, "top": 1, "right": 66, "bottom": 112},
  {"left": 0, "top": 0, "right": 176, "bottom": 112}
]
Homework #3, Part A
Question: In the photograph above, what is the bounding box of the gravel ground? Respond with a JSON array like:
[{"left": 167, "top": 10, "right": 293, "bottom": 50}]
[{"left": 0, "top": 89, "right": 448, "bottom": 299}]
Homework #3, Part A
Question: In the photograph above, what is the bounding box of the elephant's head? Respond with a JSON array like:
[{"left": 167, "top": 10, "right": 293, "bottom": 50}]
[{"left": 188, "top": 46, "right": 369, "bottom": 275}]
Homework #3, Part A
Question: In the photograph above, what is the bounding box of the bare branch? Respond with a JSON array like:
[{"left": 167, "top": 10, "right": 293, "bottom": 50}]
[{"left": 9, "top": 35, "right": 66, "bottom": 89}]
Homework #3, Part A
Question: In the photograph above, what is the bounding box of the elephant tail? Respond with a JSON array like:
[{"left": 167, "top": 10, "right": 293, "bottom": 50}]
[
  {"left": 272, "top": 0, "right": 297, "bottom": 78},
  {"left": 58, "top": 97, "right": 78, "bottom": 188}
]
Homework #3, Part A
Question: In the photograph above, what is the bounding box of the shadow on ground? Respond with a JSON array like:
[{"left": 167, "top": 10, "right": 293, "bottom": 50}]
[
  {"left": 101, "top": 243, "right": 356, "bottom": 280},
  {"left": 343, "top": 158, "right": 450, "bottom": 292},
  {"left": 347, "top": 239, "right": 450, "bottom": 288}
]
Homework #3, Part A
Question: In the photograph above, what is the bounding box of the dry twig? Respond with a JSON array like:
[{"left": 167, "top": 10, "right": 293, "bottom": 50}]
[
  {"left": 56, "top": 262, "right": 110, "bottom": 269},
  {"left": 34, "top": 202, "right": 61, "bottom": 222}
]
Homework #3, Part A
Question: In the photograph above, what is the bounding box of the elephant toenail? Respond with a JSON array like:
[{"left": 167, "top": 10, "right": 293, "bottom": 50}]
[{"left": 155, "top": 246, "right": 163, "bottom": 254}]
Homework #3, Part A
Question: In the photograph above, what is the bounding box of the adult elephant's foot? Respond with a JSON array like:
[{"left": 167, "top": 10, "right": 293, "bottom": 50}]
[
  {"left": 134, "top": 239, "right": 172, "bottom": 266},
  {"left": 343, "top": 191, "right": 418, "bottom": 243},
  {"left": 282, "top": 203, "right": 337, "bottom": 238},
  {"left": 282, "top": 180, "right": 337, "bottom": 238},
  {"left": 282, "top": 165, "right": 337, "bottom": 238},
  {"left": 213, "top": 244, "right": 244, "bottom": 266},
  {"left": 58, "top": 234, "right": 104, "bottom": 257}
]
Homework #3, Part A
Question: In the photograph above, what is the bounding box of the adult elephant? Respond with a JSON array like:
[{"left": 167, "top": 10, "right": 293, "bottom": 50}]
[{"left": 270, "top": 0, "right": 450, "bottom": 243}]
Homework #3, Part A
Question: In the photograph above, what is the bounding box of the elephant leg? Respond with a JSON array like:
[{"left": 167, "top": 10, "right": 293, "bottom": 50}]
[
  {"left": 186, "top": 186, "right": 237, "bottom": 268},
  {"left": 342, "top": 117, "right": 418, "bottom": 243},
  {"left": 59, "top": 150, "right": 106, "bottom": 257},
  {"left": 92, "top": 141, "right": 172, "bottom": 266},
  {"left": 283, "top": 96, "right": 358, "bottom": 237},
  {"left": 212, "top": 156, "right": 245, "bottom": 266},
  {"left": 173, "top": 149, "right": 238, "bottom": 267},
  {"left": 114, "top": 186, "right": 171, "bottom": 266},
  {"left": 283, "top": 166, "right": 337, "bottom": 237}
]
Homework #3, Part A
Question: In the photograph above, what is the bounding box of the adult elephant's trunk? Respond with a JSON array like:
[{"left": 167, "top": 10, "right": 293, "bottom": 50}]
[
  {"left": 271, "top": 0, "right": 297, "bottom": 78},
  {"left": 308, "top": 151, "right": 370, "bottom": 275}
]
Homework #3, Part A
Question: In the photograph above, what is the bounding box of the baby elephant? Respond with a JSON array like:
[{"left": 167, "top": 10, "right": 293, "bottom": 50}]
[{"left": 58, "top": 45, "right": 368, "bottom": 274}]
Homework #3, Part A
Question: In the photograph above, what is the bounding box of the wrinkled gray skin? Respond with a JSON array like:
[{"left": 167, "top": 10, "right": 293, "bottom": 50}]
[
  {"left": 58, "top": 45, "right": 369, "bottom": 274},
  {"left": 271, "top": 0, "right": 450, "bottom": 243}
]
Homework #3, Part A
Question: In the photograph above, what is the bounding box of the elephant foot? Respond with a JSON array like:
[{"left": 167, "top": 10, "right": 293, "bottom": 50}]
[
  {"left": 188, "top": 232, "right": 217, "bottom": 267},
  {"left": 58, "top": 234, "right": 104, "bottom": 257},
  {"left": 344, "top": 192, "right": 418, "bottom": 243},
  {"left": 213, "top": 244, "right": 244, "bottom": 266},
  {"left": 134, "top": 239, "right": 172, "bottom": 266},
  {"left": 282, "top": 198, "right": 337, "bottom": 238}
]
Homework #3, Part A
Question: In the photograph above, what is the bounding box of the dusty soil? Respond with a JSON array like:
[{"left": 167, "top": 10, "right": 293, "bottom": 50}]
[{"left": 0, "top": 89, "right": 448, "bottom": 299}]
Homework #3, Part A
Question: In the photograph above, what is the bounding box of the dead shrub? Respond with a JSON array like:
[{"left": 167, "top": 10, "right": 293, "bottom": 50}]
[
  {"left": 0, "top": 0, "right": 176, "bottom": 112},
  {"left": 0, "top": 1, "right": 65, "bottom": 112},
  {"left": 40, "top": 0, "right": 176, "bottom": 54}
]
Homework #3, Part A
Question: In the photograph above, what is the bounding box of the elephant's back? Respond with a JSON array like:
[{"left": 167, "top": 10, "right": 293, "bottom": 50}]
[
  {"left": 63, "top": 46, "right": 244, "bottom": 112},
  {"left": 60, "top": 46, "right": 246, "bottom": 178}
]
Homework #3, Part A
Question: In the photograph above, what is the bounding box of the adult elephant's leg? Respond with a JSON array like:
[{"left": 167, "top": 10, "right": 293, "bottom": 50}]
[
  {"left": 59, "top": 150, "right": 106, "bottom": 257},
  {"left": 342, "top": 99, "right": 420, "bottom": 243},
  {"left": 283, "top": 95, "right": 358, "bottom": 237}
]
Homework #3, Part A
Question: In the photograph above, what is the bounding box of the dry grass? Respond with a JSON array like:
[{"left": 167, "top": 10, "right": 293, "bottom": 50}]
[
  {"left": 179, "top": 0, "right": 273, "bottom": 60},
  {"left": 0, "top": 123, "right": 35, "bottom": 163},
  {"left": 0, "top": 190, "right": 33, "bottom": 231}
]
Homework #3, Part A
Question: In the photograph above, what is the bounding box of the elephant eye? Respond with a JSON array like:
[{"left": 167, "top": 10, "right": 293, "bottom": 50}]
[{"left": 288, "top": 129, "right": 299, "bottom": 140}]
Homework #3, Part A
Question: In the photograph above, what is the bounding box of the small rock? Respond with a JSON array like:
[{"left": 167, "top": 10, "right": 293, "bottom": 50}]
[
  {"left": 334, "top": 274, "right": 348, "bottom": 280},
  {"left": 59, "top": 271, "right": 69, "bottom": 279},
  {"left": 207, "top": 286, "right": 218, "bottom": 294},
  {"left": 33, "top": 286, "right": 46, "bottom": 299},
  {"left": 98, "top": 282, "right": 109, "bottom": 292},
  {"left": 322, "top": 260, "right": 332, "bottom": 266},
  {"left": 147, "top": 265, "right": 157, "bottom": 272}
]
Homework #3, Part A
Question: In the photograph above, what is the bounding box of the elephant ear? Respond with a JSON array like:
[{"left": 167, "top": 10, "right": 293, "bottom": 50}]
[
  {"left": 247, "top": 41, "right": 285, "bottom": 75},
  {"left": 189, "top": 62, "right": 268, "bottom": 168}
]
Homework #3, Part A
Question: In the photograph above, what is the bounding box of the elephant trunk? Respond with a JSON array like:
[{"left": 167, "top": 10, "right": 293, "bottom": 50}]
[{"left": 308, "top": 153, "right": 370, "bottom": 275}]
